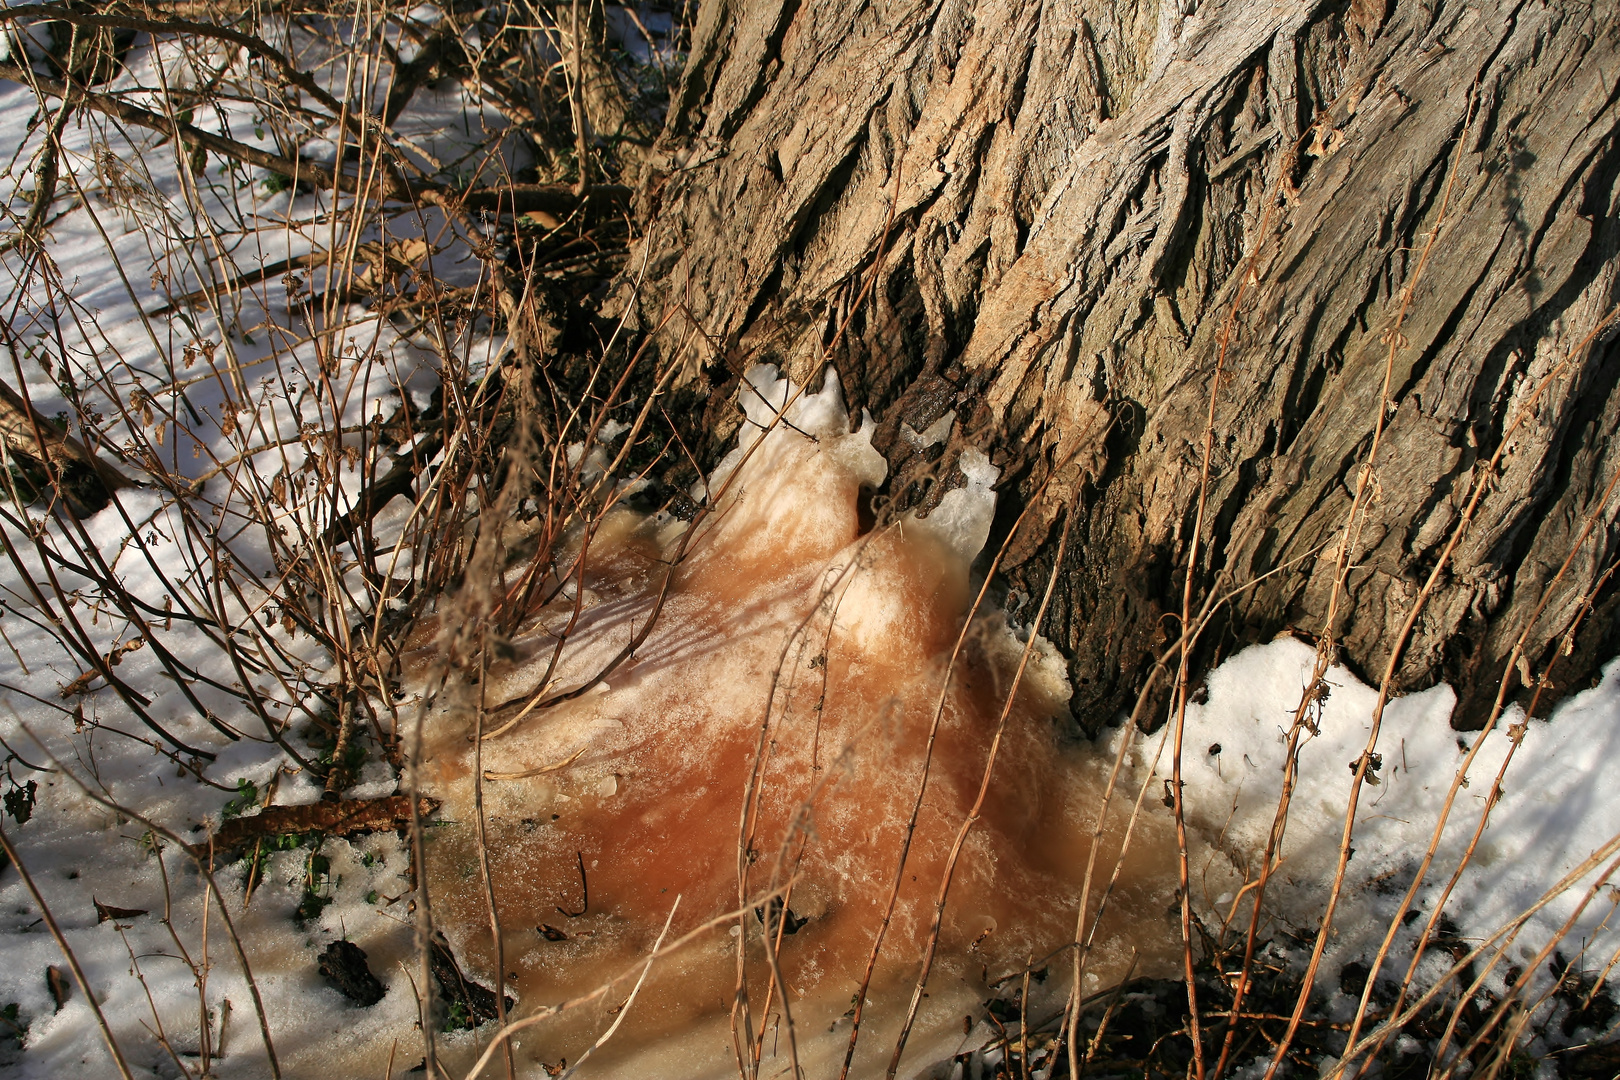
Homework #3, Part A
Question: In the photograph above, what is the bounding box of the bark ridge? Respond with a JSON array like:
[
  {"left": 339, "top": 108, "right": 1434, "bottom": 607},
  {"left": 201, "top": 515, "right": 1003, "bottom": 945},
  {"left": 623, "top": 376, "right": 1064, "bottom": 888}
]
[{"left": 613, "top": 0, "right": 1620, "bottom": 731}]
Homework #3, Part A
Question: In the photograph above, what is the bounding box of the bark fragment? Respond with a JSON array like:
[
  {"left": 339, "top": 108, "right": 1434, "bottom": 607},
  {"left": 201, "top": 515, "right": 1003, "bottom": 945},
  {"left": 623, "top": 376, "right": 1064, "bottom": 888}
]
[
  {"left": 318, "top": 940, "right": 386, "bottom": 1007},
  {"left": 430, "top": 932, "right": 514, "bottom": 1028}
]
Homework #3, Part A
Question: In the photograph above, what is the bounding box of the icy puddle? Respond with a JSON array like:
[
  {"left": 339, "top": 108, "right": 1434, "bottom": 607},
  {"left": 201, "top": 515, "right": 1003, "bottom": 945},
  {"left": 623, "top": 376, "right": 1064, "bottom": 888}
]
[{"left": 412, "top": 367, "right": 1187, "bottom": 1077}]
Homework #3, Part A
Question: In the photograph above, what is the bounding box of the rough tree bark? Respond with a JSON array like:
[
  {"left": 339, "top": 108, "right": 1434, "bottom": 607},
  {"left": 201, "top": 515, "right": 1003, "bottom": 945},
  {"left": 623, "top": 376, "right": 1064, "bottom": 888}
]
[{"left": 604, "top": 0, "right": 1620, "bottom": 732}]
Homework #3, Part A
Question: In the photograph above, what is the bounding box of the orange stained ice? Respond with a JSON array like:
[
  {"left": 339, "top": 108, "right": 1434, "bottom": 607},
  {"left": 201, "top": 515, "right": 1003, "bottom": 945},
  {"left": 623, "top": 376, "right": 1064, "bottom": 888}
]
[{"left": 416, "top": 387, "right": 1185, "bottom": 1076}]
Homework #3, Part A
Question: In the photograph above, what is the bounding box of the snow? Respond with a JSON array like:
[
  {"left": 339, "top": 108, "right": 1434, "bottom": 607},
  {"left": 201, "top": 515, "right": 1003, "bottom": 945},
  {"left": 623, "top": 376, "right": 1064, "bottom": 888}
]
[
  {"left": 0, "top": 14, "right": 512, "bottom": 1077},
  {"left": 0, "top": 11, "right": 1613, "bottom": 1080},
  {"left": 1175, "top": 637, "right": 1620, "bottom": 1000},
  {"left": 910, "top": 446, "right": 998, "bottom": 565},
  {"left": 704, "top": 362, "right": 888, "bottom": 500}
]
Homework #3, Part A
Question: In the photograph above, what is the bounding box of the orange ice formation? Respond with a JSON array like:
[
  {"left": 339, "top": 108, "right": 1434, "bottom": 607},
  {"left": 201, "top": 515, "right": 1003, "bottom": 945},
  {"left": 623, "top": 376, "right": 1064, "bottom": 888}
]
[{"left": 420, "top": 366, "right": 1182, "bottom": 1078}]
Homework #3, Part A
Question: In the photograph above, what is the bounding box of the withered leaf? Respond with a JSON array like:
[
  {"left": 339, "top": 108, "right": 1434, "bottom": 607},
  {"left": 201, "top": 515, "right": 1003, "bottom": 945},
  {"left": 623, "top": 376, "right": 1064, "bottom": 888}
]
[
  {"left": 94, "top": 898, "right": 149, "bottom": 924},
  {"left": 46, "top": 965, "right": 70, "bottom": 1011}
]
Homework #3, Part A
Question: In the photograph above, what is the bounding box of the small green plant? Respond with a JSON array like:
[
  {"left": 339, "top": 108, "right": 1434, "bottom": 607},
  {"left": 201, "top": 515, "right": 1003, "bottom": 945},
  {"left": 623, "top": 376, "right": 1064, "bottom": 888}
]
[
  {"left": 294, "top": 849, "right": 333, "bottom": 927},
  {"left": 294, "top": 889, "right": 333, "bottom": 926},
  {"left": 2, "top": 462, "right": 46, "bottom": 508},
  {"left": 443, "top": 1000, "right": 471, "bottom": 1031},
  {"left": 0, "top": 1002, "right": 24, "bottom": 1041},
  {"left": 322, "top": 739, "right": 366, "bottom": 775},
  {"left": 1503, "top": 1050, "right": 1537, "bottom": 1079},
  {"left": 221, "top": 777, "right": 258, "bottom": 819}
]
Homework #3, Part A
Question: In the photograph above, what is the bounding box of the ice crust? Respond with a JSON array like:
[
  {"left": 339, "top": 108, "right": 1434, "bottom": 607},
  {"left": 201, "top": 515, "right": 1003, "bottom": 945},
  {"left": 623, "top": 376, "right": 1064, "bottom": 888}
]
[
  {"left": 704, "top": 363, "right": 888, "bottom": 498},
  {"left": 910, "top": 445, "right": 999, "bottom": 565},
  {"left": 706, "top": 364, "right": 999, "bottom": 567},
  {"left": 405, "top": 362, "right": 1169, "bottom": 1079}
]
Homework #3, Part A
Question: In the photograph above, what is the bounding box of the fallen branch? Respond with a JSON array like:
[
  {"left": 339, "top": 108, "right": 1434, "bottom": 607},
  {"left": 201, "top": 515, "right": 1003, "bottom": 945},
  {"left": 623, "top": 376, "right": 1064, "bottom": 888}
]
[
  {"left": 0, "top": 61, "right": 631, "bottom": 216},
  {"left": 0, "top": 377, "right": 137, "bottom": 510},
  {"left": 186, "top": 794, "right": 438, "bottom": 864},
  {"left": 320, "top": 430, "right": 444, "bottom": 548},
  {"left": 147, "top": 236, "right": 433, "bottom": 316},
  {"left": 0, "top": 3, "right": 353, "bottom": 123}
]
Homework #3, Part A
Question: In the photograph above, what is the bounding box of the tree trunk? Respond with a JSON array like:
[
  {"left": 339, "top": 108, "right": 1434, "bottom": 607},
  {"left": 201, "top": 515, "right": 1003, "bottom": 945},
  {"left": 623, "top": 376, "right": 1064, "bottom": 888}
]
[{"left": 605, "top": 0, "right": 1620, "bottom": 732}]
